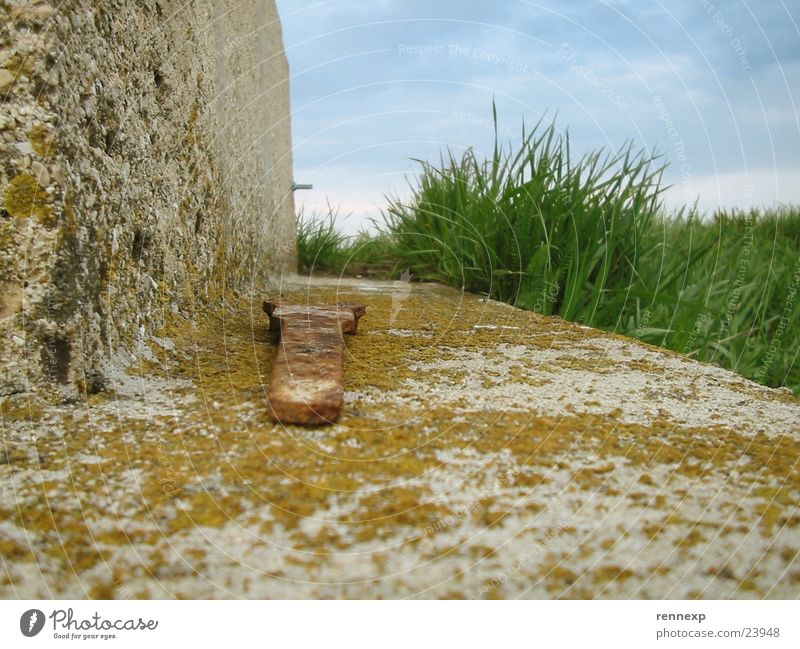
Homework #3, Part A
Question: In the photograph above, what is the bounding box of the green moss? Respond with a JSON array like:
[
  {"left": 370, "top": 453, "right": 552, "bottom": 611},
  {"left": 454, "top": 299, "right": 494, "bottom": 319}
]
[
  {"left": 0, "top": 220, "right": 13, "bottom": 248},
  {"left": 0, "top": 398, "right": 44, "bottom": 422},
  {"left": 183, "top": 101, "right": 200, "bottom": 146},
  {"left": 0, "top": 538, "right": 34, "bottom": 562},
  {"left": 28, "top": 124, "right": 56, "bottom": 157},
  {"left": 3, "top": 173, "right": 55, "bottom": 225},
  {"left": 0, "top": 221, "right": 15, "bottom": 282},
  {"left": 2, "top": 52, "right": 34, "bottom": 78}
]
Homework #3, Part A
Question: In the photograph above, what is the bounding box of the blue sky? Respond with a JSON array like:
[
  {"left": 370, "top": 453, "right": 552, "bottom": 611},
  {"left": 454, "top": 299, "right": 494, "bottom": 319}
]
[{"left": 276, "top": 0, "right": 800, "bottom": 233}]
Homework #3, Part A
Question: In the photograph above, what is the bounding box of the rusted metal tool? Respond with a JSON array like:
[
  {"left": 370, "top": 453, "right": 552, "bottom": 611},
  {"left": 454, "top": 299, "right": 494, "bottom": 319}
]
[{"left": 263, "top": 300, "right": 366, "bottom": 425}]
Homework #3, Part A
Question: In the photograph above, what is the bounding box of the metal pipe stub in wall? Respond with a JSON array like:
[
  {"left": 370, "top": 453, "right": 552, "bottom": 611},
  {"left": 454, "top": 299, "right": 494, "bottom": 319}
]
[{"left": 291, "top": 182, "right": 313, "bottom": 191}]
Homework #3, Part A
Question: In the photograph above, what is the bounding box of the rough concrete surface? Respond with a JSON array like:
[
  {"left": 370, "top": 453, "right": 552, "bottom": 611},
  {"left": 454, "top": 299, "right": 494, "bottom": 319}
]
[
  {"left": 1, "top": 277, "right": 799, "bottom": 599},
  {"left": 0, "top": 0, "right": 296, "bottom": 398}
]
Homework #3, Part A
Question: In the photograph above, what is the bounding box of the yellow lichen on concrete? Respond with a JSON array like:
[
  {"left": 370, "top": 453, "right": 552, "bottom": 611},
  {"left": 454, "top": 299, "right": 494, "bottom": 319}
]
[
  {"left": 2, "top": 172, "right": 54, "bottom": 225},
  {"left": 1, "top": 278, "right": 799, "bottom": 598},
  {"left": 27, "top": 124, "right": 55, "bottom": 157}
]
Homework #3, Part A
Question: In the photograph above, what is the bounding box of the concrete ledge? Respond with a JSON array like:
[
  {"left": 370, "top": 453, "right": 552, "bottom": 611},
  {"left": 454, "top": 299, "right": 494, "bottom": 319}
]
[{"left": 1, "top": 277, "right": 799, "bottom": 598}]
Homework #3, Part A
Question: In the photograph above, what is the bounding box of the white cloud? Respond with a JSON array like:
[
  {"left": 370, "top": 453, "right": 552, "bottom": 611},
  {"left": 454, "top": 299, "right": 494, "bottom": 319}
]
[{"left": 663, "top": 167, "right": 800, "bottom": 214}]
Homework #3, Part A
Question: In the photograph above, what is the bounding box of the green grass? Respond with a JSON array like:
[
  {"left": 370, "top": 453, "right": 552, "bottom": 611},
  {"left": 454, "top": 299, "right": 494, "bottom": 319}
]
[
  {"left": 381, "top": 108, "right": 667, "bottom": 320},
  {"left": 295, "top": 109, "right": 800, "bottom": 394},
  {"left": 296, "top": 206, "right": 396, "bottom": 277},
  {"left": 629, "top": 208, "right": 800, "bottom": 392},
  {"left": 296, "top": 205, "right": 351, "bottom": 275}
]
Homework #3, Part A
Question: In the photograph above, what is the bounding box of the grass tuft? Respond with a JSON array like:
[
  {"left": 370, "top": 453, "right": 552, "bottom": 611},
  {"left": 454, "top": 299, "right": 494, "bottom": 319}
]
[{"left": 296, "top": 205, "right": 397, "bottom": 277}]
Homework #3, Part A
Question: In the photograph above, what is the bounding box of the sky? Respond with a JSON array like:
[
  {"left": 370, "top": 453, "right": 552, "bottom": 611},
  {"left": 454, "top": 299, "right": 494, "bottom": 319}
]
[{"left": 275, "top": 0, "right": 800, "bottom": 233}]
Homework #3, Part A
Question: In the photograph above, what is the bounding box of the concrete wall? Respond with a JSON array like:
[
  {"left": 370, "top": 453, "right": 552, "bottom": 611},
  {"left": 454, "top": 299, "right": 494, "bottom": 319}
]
[{"left": 0, "top": 0, "right": 297, "bottom": 398}]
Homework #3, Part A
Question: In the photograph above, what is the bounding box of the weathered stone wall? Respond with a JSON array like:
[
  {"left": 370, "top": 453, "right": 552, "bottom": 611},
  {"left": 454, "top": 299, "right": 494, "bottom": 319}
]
[{"left": 0, "top": 0, "right": 296, "bottom": 398}]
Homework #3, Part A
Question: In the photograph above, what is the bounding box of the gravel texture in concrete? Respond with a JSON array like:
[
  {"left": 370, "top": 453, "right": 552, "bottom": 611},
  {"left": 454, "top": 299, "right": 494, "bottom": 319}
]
[{"left": 1, "top": 277, "right": 799, "bottom": 598}]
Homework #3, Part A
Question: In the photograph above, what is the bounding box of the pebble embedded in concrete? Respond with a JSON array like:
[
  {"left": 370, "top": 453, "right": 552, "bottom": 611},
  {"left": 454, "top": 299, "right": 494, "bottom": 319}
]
[{"left": 0, "top": 69, "right": 13, "bottom": 90}]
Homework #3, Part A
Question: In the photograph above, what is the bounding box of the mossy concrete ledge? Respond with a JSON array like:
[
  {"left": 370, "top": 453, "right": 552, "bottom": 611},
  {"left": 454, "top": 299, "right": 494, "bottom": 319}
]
[
  {"left": 0, "top": 0, "right": 296, "bottom": 398},
  {"left": 1, "top": 277, "right": 799, "bottom": 599}
]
